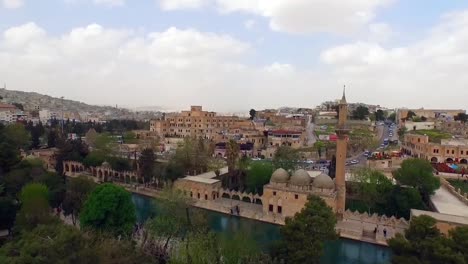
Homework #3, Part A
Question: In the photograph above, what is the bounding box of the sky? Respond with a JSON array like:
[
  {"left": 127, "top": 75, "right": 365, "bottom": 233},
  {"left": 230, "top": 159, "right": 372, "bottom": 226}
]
[{"left": 1, "top": 0, "right": 468, "bottom": 112}]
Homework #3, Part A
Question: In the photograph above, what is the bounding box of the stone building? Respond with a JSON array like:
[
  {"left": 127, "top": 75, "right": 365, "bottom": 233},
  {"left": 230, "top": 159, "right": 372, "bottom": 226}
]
[
  {"left": 262, "top": 168, "right": 337, "bottom": 218},
  {"left": 150, "top": 106, "right": 242, "bottom": 139},
  {"left": 397, "top": 108, "right": 464, "bottom": 123},
  {"left": 402, "top": 134, "right": 468, "bottom": 163}
]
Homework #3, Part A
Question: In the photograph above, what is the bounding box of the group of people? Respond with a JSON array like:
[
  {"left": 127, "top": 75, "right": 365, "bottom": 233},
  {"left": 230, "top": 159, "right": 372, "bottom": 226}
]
[
  {"left": 374, "top": 226, "right": 388, "bottom": 238},
  {"left": 230, "top": 205, "right": 240, "bottom": 216}
]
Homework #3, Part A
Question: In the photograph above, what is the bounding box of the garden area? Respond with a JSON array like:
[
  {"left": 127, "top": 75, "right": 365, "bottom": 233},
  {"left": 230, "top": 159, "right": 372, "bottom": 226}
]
[
  {"left": 448, "top": 179, "right": 468, "bottom": 195},
  {"left": 410, "top": 129, "right": 452, "bottom": 143}
]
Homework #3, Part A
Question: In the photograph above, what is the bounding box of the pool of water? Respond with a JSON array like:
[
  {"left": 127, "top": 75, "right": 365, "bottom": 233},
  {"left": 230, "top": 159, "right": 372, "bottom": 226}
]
[{"left": 132, "top": 193, "right": 391, "bottom": 264}]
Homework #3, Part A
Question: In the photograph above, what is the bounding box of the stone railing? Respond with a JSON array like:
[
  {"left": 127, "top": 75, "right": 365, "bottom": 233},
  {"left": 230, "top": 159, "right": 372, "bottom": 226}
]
[
  {"left": 342, "top": 209, "right": 409, "bottom": 229},
  {"left": 218, "top": 188, "right": 263, "bottom": 204},
  {"left": 440, "top": 177, "right": 468, "bottom": 206}
]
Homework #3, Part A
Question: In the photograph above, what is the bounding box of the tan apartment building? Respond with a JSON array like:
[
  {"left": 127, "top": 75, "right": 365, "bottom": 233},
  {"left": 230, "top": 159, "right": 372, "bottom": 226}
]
[
  {"left": 402, "top": 134, "right": 468, "bottom": 163},
  {"left": 150, "top": 106, "right": 242, "bottom": 139},
  {"left": 397, "top": 108, "right": 464, "bottom": 123}
]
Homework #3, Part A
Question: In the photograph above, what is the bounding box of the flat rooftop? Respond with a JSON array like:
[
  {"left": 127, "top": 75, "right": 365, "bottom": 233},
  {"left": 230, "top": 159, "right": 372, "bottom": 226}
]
[
  {"left": 181, "top": 176, "right": 220, "bottom": 184},
  {"left": 187, "top": 167, "right": 228, "bottom": 179},
  {"left": 430, "top": 186, "right": 468, "bottom": 217},
  {"left": 411, "top": 209, "right": 468, "bottom": 226}
]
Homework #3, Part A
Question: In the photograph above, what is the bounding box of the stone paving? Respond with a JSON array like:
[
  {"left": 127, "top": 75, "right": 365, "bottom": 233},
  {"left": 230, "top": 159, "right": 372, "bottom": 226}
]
[{"left": 431, "top": 186, "right": 468, "bottom": 217}]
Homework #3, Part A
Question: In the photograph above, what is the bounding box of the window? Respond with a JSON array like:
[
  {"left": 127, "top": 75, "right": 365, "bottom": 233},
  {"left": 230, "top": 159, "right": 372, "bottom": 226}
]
[
  {"left": 273, "top": 191, "right": 276, "bottom": 196},
  {"left": 205, "top": 194, "right": 208, "bottom": 200},
  {"left": 277, "top": 206, "right": 282, "bottom": 214},
  {"left": 190, "top": 192, "right": 193, "bottom": 198},
  {"left": 269, "top": 204, "right": 273, "bottom": 212},
  {"left": 295, "top": 194, "right": 299, "bottom": 199},
  {"left": 447, "top": 150, "right": 450, "bottom": 154},
  {"left": 452, "top": 150, "right": 455, "bottom": 154},
  {"left": 197, "top": 193, "right": 200, "bottom": 199}
]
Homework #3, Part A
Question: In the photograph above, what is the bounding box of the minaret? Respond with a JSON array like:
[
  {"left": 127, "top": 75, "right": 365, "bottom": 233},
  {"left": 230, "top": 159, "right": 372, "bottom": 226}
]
[{"left": 335, "top": 86, "right": 349, "bottom": 218}]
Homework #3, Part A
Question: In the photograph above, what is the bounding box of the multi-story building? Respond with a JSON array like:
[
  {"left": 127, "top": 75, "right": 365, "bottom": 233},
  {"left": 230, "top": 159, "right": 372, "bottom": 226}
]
[
  {"left": 267, "top": 129, "right": 304, "bottom": 148},
  {"left": 397, "top": 108, "right": 465, "bottom": 124},
  {"left": 0, "top": 103, "right": 18, "bottom": 124},
  {"left": 402, "top": 134, "right": 468, "bottom": 164},
  {"left": 150, "top": 106, "right": 242, "bottom": 139},
  {"left": 39, "top": 109, "right": 58, "bottom": 123}
]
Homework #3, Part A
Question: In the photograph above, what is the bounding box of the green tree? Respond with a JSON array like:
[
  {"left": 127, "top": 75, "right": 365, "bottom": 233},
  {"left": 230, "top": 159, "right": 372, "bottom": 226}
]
[
  {"left": 80, "top": 184, "right": 136, "bottom": 237},
  {"left": 352, "top": 105, "right": 370, "bottom": 120},
  {"left": 16, "top": 183, "right": 52, "bottom": 231},
  {"left": 226, "top": 139, "right": 240, "bottom": 173},
  {"left": 62, "top": 176, "right": 96, "bottom": 225},
  {"left": 394, "top": 158, "right": 440, "bottom": 201},
  {"left": 406, "top": 111, "right": 417, "bottom": 120},
  {"left": 275, "top": 195, "right": 337, "bottom": 264},
  {"left": 36, "top": 172, "right": 66, "bottom": 208},
  {"left": 388, "top": 112, "right": 397, "bottom": 122},
  {"left": 246, "top": 162, "right": 274, "bottom": 194},
  {"left": 249, "top": 109, "right": 257, "bottom": 120},
  {"left": 55, "top": 139, "right": 89, "bottom": 174},
  {"left": 382, "top": 186, "right": 425, "bottom": 219},
  {"left": 455, "top": 113, "right": 468, "bottom": 123},
  {"left": 313, "top": 141, "right": 325, "bottom": 158},
  {"left": 47, "top": 129, "right": 58, "bottom": 148},
  {"left": 352, "top": 168, "right": 393, "bottom": 214},
  {"left": 139, "top": 148, "right": 156, "bottom": 184},
  {"left": 3, "top": 123, "right": 30, "bottom": 150},
  {"left": 389, "top": 215, "right": 465, "bottom": 264},
  {"left": 272, "top": 146, "right": 299, "bottom": 172},
  {"left": 450, "top": 226, "right": 468, "bottom": 263},
  {"left": 0, "top": 197, "right": 17, "bottom": 234},
  {"left": 82, "top": 150, "right": 107, "bottom": 167},
  {"left": 375, "top": 109, "right": 385, "bottom": 121}
]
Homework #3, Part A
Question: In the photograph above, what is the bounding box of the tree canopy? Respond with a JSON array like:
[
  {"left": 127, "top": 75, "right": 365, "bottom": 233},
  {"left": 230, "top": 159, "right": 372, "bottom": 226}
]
[
  {"left": 80, "top": 183, "right": 136, "bottom": 237},
  {"left": 274, "top": 195, "right": 337, "bottom": 264},
  {"left": 394, "top": 158, "right": 440, "bottom": 200},
  {"left": 16, "top": 183, "right": 52, "bottom": 231},
  {"left": 272, "top": 146, "right": 299, "bottom": 172},
  {"left": 246, "top": 162, "right": 274, "bottom": 195},
  {"left": 352, "top": 106, "right": 370, "bottom": 120},
  {"left": 62, "top": 176, "right": 96, "bottom": 225},
  {"left": 389, "top": 215, "right": 467, "bottom": 264}
]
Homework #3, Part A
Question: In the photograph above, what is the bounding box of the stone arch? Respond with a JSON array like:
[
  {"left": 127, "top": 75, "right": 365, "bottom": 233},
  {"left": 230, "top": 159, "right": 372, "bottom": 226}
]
[
  {"left": 222, "top": 193, "right": 230, "bottom": 199},
  {"left": 242, "top": 196, "right": 252, "bottom": 203},
  {"left": 460, "top": 159, "right": 468, "bottom": 164},
  {"left": 131, "top": 176, "right": 137, "bottom": 183},
  {"left": 71, "top": 164, "right": 76, "bottom": 173},
  {"left": 255, "top": 198, "right": 263, "bottom": 205},
  {"left": 430, "top": 157, "right": 438, "bottom": 163},
  {"left": 98, "top": 170, "right": 103, "bottom": 179},
  {"left": 446, "top": 158, "right": 454, "bottom": 163},
  {"left": 232, "top": 194, "right": 240, "bottom": 200},
  {"left": 125, "top": 175, "right": 130, "bottom": 183}
]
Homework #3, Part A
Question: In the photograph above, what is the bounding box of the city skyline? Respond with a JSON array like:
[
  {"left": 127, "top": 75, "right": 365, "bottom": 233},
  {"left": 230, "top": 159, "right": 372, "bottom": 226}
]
[{"left": 1, "top": 1, "right": 468, "bottom": 112}]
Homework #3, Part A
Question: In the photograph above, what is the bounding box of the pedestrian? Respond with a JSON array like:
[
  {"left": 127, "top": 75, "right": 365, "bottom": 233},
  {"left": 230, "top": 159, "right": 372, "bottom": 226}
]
[
  {"left": 383, "top": 228, "right": 387, "bottom": 238},
  {"left": 374, "top": 226, "right": 377, "bottom": 234}
]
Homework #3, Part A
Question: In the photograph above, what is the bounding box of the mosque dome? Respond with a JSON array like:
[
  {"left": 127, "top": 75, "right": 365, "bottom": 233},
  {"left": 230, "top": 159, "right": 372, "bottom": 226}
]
[
  {"left": 101, "top": 161, "right": 111, "bottom": 168},
  {"left": 312, "top": 173, "right": 335, "bottom": 189},
  {"left": 270, "top": 168, "right": 290, "bottom": 183},
  {"left": 290, "top": 169, "right": 311, "bottom": 186}
]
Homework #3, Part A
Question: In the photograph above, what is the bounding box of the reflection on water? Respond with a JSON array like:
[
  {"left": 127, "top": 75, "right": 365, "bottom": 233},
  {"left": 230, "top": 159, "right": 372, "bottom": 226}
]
[{"left": 132, "top": 193, "right": 391, "bottom": 264}]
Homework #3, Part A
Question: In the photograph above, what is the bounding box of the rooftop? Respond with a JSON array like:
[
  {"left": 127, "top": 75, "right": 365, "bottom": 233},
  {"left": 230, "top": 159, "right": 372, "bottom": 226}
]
[
  {"left": 411, "top": 209, "right": 468, "bottom": 226},
  {"left": 180, "top": 176, "right": 220, "bottom": 185},
  {"left": 188, "top": 166, "right": 229, "bottom": 179}
]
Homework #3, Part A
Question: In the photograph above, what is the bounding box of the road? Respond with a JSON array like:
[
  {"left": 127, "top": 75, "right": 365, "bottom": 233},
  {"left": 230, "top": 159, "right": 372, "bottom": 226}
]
[
  {"left": 306, "top": 115, "right": 317, "bottom": 146},
  {"left": 347, "top": 122, "right": 397, "bottom": 167}
]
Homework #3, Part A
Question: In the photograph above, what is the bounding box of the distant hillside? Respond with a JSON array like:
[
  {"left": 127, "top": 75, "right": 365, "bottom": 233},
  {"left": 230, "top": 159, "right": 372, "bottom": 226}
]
[{"left": 0, "top": 88, "right": 162, "bottom": 120}]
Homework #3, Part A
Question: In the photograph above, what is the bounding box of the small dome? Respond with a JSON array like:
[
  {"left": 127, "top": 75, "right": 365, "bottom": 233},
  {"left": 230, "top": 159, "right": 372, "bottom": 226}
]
[
  {"left": 290, "top": 169, "right": 311, "bottom": 186},
  {"left": 102, "top": 161, "right": 111, "bottom": 168},
  {"left": 270, "top": 168, "right": 290, "bottom": 183},
  {"left": 313, "top": 173, "right": 335, "bottom": 189}
]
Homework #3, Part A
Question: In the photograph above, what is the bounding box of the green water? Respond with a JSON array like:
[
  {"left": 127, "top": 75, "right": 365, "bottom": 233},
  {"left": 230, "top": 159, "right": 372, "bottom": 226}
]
[{"left": 132, "top": 193, "right": 391, "bottom": 264}]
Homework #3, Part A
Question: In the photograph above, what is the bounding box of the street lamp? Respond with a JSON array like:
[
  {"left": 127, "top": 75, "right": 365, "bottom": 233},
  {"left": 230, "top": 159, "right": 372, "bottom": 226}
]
[{"left": 61, "top": 96, "right": 64, "bottom": 135}]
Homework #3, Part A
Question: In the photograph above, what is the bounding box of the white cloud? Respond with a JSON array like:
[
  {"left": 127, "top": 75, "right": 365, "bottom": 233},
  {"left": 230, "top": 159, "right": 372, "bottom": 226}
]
[
  {"left": 244, "top": 19, "right": 256, "bottom": 30},
  {"left": 159, "top": 0, "right": 208, "bottom": 10},
  {"left": 160, "top": 0, "right": 393, "bottom": 35},
  {"left": 368, "top": 23, "right": 395, "bottom": 42},
  {"left": 320, "top": 10, "right": 468, "bottom": 108},
  {"left": 2, "top": 0, "right": 23, "bottom": 9},
  {"left": 93, "top": 0, "right": 125, "bottom": 6}
]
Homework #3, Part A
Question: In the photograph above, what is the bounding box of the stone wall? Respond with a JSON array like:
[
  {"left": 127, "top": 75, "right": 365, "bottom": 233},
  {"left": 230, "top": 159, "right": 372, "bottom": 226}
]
[{"left": 440, "top": 177, "right": 468, "bottom": 206}]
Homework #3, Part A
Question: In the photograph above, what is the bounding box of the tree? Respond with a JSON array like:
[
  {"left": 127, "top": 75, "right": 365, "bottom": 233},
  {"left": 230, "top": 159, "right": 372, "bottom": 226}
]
[
  {"left": 450, "top": 226, "right": 468, "bottom": 263},
  {"left": 455, "top": 112, "right": 468, "bottom": 123},
  {"left": 139, "top": 148, "right": 156, "bottom": 184},
  {"left": 0, "top": 197, "right": 17, "bottom": 234},
  {"left": 314, "top": 141, "right": 325, "bottom": 158},
  {"left": 47, "top": 129, "right": 58, "bottom": 148},
  {"left": 375, "top": 109, "right": 385, "bottom": 121},
  {"left": 352, "top": 168, "right": 393, "bottom": 214},
  {"left": 249, "top": 109, "right": 257, "bottom": 120},
  {"left": 62, "top": 176, "right": 96, "bottom": 225},
  {"left": 3, "top": 123, "right": 30, "bottom": 150},
  {"left": 12, "top": 102, "right": 24, "bottom": 111},
  {"left": 394, "top": 158, "right": 440, "bottom": 201},
  {"left": 406, "top": 111, "right": 417, "bottom": 120},
  {"left": 80, "top": 184, "right": 136, "bottom": 237},
  {"left": 16, "top": 183, "right": 52, "bottom": 231},
  {"left": 226, "top": 140, "right": 240, "bottom": 173},
  {"left": 421, "top": 116, "right": 427, "bottom": 122},
  {"left": 55, "top": 139, "right": 89, "bottom": 175},
  {"left": 275, "top": 195, "right": 337, "bottom": 264},
  {"left": 389, "top": 215, "right": 465, "bottom": 264},
  {"left": 272, "top": 146, "right": 299, "bottom": 172},
  {"left": 246, "top": 162, "right": 274, "bottom": 194},
  {"left": 0, "top": 222, "right": 153, "bottom": 264},
  {"left": 382, "top": 186, "right": 425, "bottom": 219},
  {"left": 36, "top": 171, "right": 66, "bottom": 208},
  {"left": 352, "top": 106, "right": 370, "bottom": 120},
  {"left": 388, "top": 112, "right": 397, "bottom": 122},
  {"left": 82, "top": 150, "right": 107, "bottom": 167}
]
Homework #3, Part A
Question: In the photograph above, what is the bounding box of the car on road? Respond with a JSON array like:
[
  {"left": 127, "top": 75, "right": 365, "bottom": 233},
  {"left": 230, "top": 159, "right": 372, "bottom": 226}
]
[
  {"left": 251, "top": 157, "right": 262, "bottom": 161},
  {"left": 351, "top": 160, "right": 359, "bottom": 164}
]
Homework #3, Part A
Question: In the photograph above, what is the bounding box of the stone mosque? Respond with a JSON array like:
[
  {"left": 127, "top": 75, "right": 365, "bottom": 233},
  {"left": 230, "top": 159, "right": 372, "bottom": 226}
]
[{"left": 173, "top": 89, "right": 350, "bottom": 221}]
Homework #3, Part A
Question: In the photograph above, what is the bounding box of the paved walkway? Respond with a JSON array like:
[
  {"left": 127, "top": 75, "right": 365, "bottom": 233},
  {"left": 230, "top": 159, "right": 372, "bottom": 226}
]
[{"left": 431, "top": 186, "right": 468, "bottom": 217}]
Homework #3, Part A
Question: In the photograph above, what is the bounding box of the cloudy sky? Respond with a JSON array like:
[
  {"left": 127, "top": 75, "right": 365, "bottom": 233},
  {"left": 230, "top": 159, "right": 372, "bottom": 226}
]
[{"left": 1, "top": 0, "right": 468, "bottom": 112}]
